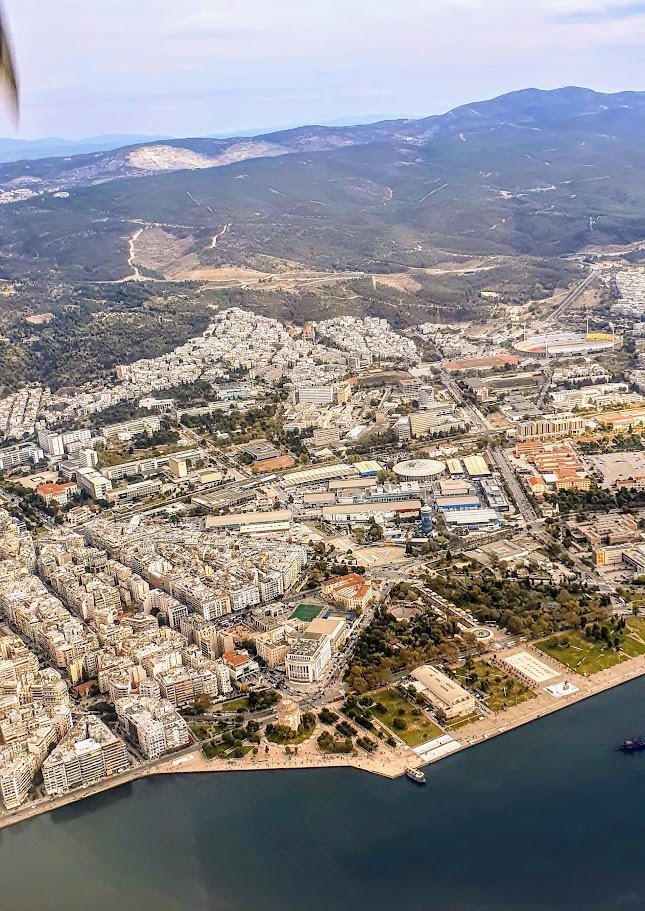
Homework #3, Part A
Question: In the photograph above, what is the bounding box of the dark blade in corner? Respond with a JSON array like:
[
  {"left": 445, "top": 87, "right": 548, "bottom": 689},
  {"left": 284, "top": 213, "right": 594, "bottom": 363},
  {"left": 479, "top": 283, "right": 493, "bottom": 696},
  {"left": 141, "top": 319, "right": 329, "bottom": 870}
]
[{"left": 0, "top": 3, "right": 19, "bottom": 126}]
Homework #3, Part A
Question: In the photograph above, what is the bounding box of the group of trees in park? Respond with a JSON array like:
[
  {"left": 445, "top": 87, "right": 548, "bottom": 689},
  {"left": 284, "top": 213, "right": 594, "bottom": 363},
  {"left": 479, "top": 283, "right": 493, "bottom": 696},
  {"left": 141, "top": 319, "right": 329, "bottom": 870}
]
[
  {"left": 546, "top": 616, "right": 630, "bottom": 654},
  {"left": 345, "top": 606, "right": 461, "bottom": 694},
  {"left": 550, "top": 482, "right": 645, "bottom": 515},
  {"left": 181, "top": 400, "right": 284, "bottom": 445},
  {"left": 201, "top": 719, "right": 262, "bottom": 759},
  {"left": 246, "top": 689, "right": 281, "bottom": 712},
  {"left": 345, "top": 566, "right": 613, "bottom": 694},
  {"left": 431, "top": 572, "right": 606, "bottom": 640}
]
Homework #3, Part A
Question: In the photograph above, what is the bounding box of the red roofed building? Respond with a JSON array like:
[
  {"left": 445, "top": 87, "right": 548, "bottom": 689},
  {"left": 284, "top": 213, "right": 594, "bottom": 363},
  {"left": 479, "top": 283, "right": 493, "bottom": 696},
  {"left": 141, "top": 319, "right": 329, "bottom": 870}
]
[
  {"left": 223, "top": 649, "right": 260, "bottom": 687},
  {"left": 321, "top": 573, "right": 375, "bottom": 611},
  {"left": 37, "top": 481, "right": 78, "bottom": 507},
  {"left": 527, "top": 475, "right": 546, "bottom": 500}
]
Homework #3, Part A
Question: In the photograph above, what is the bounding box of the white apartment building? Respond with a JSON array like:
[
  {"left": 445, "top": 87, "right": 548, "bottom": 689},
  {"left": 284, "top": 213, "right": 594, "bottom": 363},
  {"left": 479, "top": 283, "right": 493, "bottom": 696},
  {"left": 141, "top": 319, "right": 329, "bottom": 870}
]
[
  {"left": 108, "top": 479, "right": 162, "bottom": 504},
  {"left": 313, "top": 427, "right": 342, "bottom": 447},
  {"left": 116, "top": 696, "right": 191, "bottom": 760},
  {"left": 515, "top": 414, "right": 585, "bottom": 440},
  {"left": 297, "top": 385, "right": 336, "bottom": 405},
  {"left": 101, "top": 416, "right": 161, "bottom": 441},
  {"left": 0, "top": 442, "right": 44, "bottom": 473},
  {"left": 102, "top": 455, "right": 172, "bottom": 481},
  {"left": 138, "top": 718, "right": 167, "bottom": 760},
  {"left": 37, "top": 427, "right": 92, "bottom": 459},
  {"left": 76, "top": 467, "right": 113, "bottom": 500},
  {"left": 286, "top": 633, "right": 332, "bottom": 684},
  {"left": 42, "top": 718, "right": 129, "bottom": 796},
  {"left": 418, "top": 385, "right": 436, "bottom": 408},
  {"left": 0, "top": 751, "right": 37, "bottom": 809}
]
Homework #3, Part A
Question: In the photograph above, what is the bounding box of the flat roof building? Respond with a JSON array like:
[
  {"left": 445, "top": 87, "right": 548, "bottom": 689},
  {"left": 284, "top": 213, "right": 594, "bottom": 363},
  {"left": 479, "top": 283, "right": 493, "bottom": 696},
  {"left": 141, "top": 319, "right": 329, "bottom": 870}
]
[
  {"left": 411, "top": 665, "right": 476, "bottom": 719},
  {"left": 354, "top": 460, "right": 383, "bottom": 477},
  {"left": 321, "top": 500, "right": 421, "bottom": 523},
  {"left": 435, "top": 494, "right": 482, "bottom": 511},
  {"left": 443, "top": 508, "right": 503, "bottom": 531},
  {"left": 304, "top": 616, "right": 347, "bottom": 650},
  {"left": 286, "top": 634, "right": 332, "bottom": 684},
  {"left": 205, "top": 511, "right": 293, "bottom": 534},
  {"left": 463, "top": 455, "right": 491, "bottom": 478}
]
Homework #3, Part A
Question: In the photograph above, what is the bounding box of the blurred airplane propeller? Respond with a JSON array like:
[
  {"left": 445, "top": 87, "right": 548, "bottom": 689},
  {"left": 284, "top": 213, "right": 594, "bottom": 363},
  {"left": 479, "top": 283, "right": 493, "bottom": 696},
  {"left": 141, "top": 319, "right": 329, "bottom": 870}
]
[{"left": 0, "top": 3, "right": 18, "bottom": 126}]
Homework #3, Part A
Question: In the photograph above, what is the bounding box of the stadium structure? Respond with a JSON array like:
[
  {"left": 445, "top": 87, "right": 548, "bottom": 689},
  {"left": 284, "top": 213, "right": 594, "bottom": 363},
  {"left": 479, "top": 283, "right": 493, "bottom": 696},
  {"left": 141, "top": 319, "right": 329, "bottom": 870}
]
[{"left": 513, "top": 331, "right": 616, "bottom": 359}]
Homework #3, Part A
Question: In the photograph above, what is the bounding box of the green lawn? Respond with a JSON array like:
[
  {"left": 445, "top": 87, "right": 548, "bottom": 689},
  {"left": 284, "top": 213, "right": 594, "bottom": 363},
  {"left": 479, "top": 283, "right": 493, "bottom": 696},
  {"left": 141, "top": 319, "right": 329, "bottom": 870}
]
[
  {"left": 220, "top": 696, "right": 250, "bottom": 713},
  {"left": 627, "top": 617, "right": 645, "bottom": 639},
  {"left": 203, "top": 741, "right": 255, "bottom": 760},
  {"left": 453, "top": 661, "right": 535, "bottom": 713},
  {"left": 195, "top": 719, "right": 261, "bottom": 760},
  {"left": 371, "top": 688, "right": 443, "bottom": 747},
  {"left": 445, "top": 713, "right": 481, "bottom": 731},
  {"left": 290, "top": 603, "right": 324, "bottom": 622},
  {"left": 537, "top": 627, "right": 645, "bottom": 675}
]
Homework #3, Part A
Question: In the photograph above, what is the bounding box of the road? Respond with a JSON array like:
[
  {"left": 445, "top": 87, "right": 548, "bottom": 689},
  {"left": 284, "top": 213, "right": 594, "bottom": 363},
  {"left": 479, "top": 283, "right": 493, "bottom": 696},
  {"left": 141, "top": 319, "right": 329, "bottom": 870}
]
[
  {"left": 440, "top": 370, "right": 491, "bottom": 435},
  {"left": 487, "top": 447, "right": 617, "bottom": 594},
  {"left": 489, "top": 445, "right": 539, "bottom": 526},
  {"left": 548, "top": 267, "right": 602, "bottom": 323}
]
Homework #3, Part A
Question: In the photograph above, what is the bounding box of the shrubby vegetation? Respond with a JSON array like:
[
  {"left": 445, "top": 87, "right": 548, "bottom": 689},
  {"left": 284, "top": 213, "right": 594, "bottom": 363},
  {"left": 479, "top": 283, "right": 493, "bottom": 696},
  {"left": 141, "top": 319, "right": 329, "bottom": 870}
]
[
  {"left": 317, "top": 732, "right": 353, "bottom": 754},
  {"left": 0, "top": 283, "right": 216, "bottom": 392}
]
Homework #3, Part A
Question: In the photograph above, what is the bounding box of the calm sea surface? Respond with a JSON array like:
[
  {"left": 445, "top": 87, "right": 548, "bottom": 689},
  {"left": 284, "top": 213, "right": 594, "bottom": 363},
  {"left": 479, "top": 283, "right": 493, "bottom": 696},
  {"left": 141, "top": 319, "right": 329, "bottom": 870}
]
[{"left": 2, "top": 679, "right": 645, "bottom": 911}]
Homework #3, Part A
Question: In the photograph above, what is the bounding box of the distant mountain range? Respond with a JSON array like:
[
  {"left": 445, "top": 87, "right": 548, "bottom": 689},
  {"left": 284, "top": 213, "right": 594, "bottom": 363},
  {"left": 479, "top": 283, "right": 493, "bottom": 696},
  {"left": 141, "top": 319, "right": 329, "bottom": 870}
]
[
  {"left": 1, "top": 86, "right": 645, "bottom": 282},
  {"left": 0, "top": 134, "right": 173, "bottom": 163},
  {"left": 0, "top": 116, "right": 398, "bottom": 165}
]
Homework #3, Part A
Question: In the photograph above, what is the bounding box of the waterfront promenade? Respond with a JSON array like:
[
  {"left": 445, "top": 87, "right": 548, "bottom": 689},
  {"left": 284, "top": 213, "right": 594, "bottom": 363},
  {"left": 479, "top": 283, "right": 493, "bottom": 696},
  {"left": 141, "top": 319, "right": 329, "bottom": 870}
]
[
  {"left": 1, "top": 650, "right": 644, "bottom": 833},
  {"left": 440, "top": 649, "right": 645, "bottom": 759}
]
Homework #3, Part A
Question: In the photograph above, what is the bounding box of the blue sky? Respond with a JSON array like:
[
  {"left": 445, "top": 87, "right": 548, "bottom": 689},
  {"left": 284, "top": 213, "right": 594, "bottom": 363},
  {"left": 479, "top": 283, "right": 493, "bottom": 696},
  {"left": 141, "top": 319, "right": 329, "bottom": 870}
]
[{"left": 4, "top": 0, "right": 645, "bottom": 139}]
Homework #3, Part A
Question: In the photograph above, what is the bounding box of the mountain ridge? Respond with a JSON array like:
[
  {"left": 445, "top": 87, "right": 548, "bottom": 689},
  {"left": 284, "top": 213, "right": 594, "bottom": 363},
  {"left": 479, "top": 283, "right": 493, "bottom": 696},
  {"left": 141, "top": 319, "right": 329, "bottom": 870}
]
[
  {"left": 1, "top": 85, "right": 645, "bottom": 283},
  {"left": 3, "top": 85, "right": 645, "bottom": 189}
]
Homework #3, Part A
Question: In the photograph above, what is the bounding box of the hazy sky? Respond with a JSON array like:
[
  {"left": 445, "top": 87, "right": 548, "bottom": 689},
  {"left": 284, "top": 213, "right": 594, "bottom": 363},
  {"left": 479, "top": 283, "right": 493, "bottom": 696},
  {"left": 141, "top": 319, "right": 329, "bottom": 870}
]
[{"left": 5, "top": 0, "right": 645, "bottom": 139}]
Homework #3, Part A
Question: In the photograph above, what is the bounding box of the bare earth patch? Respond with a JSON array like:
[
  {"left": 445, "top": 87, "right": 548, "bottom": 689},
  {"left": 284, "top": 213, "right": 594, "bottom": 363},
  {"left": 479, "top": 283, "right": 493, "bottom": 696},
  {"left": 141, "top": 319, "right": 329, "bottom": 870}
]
[{"left": 372, "top": 273, "right": 423, "bottom": 293}]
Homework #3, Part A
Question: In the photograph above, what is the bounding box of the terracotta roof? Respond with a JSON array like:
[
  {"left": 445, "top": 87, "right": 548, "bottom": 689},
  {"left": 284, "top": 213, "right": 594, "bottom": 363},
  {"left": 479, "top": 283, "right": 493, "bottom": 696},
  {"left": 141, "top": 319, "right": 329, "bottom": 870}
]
[
  {"left": 37, "top": 482, "right": 76, "bottom": 495},
  {"left": 224, "top": 650, "right": 250, "bottom": 667}
]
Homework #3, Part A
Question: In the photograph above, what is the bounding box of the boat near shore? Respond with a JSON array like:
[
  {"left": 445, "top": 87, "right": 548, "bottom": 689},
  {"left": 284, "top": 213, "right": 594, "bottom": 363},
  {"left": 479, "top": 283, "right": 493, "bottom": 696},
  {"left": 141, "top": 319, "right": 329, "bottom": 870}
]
[{"left": 405, "top": 767, "right": 426, "bottom": 785}]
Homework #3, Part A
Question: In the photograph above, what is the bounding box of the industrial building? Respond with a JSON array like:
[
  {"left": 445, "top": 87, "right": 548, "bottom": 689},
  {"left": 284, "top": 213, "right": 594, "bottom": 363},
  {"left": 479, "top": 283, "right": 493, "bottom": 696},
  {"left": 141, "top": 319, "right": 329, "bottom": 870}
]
[
  {"left": 443, "top": 508, "right": 503, "bottom": 533},
  {"left": 282, "top": 463, "right": 358, "bottom": 488},
  {"left": 205, "top": 511, "right": 293, "bottom": 534},
  {"left": 479, "top": 478, "right": 509, "bottom": 512},
  {"left": 321, "top": 501, "right": 422, "bottom": 524},
  {"left": 435, "top": 494, "right": 482, "bottom": 511},
  {"left": 463, "top": 455, "right": 491, "bottom": 478}
]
